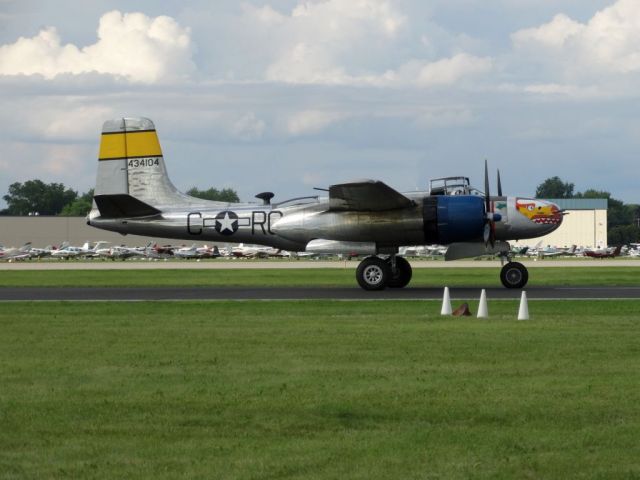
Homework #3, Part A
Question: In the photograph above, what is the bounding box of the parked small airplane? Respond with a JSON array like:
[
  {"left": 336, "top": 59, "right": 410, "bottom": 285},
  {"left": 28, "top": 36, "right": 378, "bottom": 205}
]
[
  {"left": 108, "top": 243, "right": 151, "bottom": 260},
  {"left": 51, "top": 244, "right": 85, "bottom": 259},
  {"left": 150, "top": 244, "right": 175, "bottom": 257},
  {"left": 88, "top": 117, "right": 564, "bottom": 290},
  {"left": 27, "top": 245, "right": 55, "bottom": 259},
  {"left": 231, "top": 243, "right": 285, "bottom": 258},
  {"left": 0, "top": 242, "right": 32, "bottom": 261},
  {"left": 583, "top": 245, "right": 622, "bottom": 259},
  {"left": 173, "top": 244, "right": 199, "bottom": 259},
  {"left": 537, "top": 245, "right": 578, "bottom": 258}
]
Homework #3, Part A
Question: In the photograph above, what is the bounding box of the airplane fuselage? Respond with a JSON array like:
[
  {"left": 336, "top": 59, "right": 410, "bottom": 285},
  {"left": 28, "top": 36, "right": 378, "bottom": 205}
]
[{"left": 89, "top": 192, "right": 560, "bottom": 253}]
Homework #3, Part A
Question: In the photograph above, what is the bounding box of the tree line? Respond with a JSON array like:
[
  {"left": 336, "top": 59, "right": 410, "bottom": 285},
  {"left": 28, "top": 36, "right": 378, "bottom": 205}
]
[
  {"left": 0, "top": 180, "right": 240, "bottom": 216},
  {"left": 536, "top": 176, "right": 640, "bottom": 245}
]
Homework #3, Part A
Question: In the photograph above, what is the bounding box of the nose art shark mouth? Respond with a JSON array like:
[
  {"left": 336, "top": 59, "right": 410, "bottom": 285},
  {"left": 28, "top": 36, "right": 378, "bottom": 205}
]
[
  {"left": 531, "top": 215, "right": 562, "bottom": 225},
  {"left": 516, "top": 200, "right": 562, "bottom": 225}
]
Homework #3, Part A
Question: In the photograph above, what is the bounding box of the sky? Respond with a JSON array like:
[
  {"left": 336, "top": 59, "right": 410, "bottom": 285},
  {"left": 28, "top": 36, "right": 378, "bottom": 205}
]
[{"left": 1, "top": 0, "right": 638, "bottom": 207}]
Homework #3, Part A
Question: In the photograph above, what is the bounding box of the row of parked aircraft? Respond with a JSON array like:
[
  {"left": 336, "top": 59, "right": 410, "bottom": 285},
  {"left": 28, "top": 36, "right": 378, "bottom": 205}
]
[
  {"left": 0, "top": 240, "right": 633, "bottom": 262},
  {"left": 403, "top": 243, "right": 630, "bottom": 259},
  {"left": 0, "top": 241, "right": 292, "bottom": 261}
]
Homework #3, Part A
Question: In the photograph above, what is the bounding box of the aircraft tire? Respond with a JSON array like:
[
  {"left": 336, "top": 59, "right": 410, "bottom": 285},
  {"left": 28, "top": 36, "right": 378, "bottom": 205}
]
[
  {"left": 356, "top": 256, "right": 391, "bottom": 291},
  {"left": 500, "top": 261, "right": 528, "bottom": 289},
  {"left": 387, "top": 256, "right": 413, "bottom": 288}
]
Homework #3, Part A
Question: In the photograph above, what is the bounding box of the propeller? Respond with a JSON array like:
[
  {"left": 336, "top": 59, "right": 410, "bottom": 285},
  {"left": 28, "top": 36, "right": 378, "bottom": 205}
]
[{"left": 483, "top": 160, "right": 501, "bottom": 249}]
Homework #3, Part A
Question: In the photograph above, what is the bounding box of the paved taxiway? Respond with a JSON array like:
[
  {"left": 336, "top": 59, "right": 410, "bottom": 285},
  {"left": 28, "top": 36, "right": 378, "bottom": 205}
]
[{"left": 1, "top": 286, "right": 639, "bottom": 301}]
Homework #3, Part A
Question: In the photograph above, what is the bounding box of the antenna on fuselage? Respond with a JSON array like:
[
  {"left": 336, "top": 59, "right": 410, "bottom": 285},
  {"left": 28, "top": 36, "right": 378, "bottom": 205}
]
[{"left": 255, "top": 192, "right": 275, "bottom": 206}]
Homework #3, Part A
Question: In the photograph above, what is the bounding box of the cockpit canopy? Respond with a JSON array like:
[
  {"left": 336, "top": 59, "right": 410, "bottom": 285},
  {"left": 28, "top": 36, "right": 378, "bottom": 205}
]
[{"left": 429, "top": 176, "right": 484, "bottom": 196}]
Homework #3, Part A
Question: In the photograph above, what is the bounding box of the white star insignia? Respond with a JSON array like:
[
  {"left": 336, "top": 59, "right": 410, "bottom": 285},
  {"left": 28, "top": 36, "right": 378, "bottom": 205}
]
[{"left": 217, "top": 212, "right": 237, "bottom": 233}]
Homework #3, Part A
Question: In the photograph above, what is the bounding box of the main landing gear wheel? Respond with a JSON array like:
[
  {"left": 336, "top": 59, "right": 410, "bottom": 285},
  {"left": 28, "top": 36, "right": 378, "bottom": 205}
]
[
  {"left": 387, "top": 256, "right": 413, "bottom": 288},
  {"left": 500, "top": 261, "right": 529, "bottom": 289},
  {"left": 356, "top": 256, "right": 391, "bottom": 291}
]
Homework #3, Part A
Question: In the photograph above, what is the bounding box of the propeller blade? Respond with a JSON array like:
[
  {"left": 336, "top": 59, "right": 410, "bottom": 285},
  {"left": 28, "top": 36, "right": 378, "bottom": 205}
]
[
  {"left": 483, "top": 159, "right": 496, "bottom": 249},
  {"left": 483, "top": 223, "right": 490, "bottom": 244},
  {"left": 484, "top": 159, "right": 490, "bottom": 214},
  {"left": 490, "top": 222, "right": 496, "bottom": 249},
  {"left": 497, "top": 170, "right": 503, "bottom": 196}
]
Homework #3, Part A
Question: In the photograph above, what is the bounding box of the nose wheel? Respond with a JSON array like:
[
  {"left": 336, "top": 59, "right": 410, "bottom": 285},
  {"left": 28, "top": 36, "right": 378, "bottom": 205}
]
[
  {"left": 500, "top": 261, "right": 528, "bottom": 289},
  {"left": 356, "top": 255, "right": 413, "bottom": 290}
]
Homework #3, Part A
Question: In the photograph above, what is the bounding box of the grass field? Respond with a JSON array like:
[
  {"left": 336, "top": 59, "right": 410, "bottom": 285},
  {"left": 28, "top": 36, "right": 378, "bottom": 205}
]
[
  {"left": 1, "top": 266, "right": 640, "bottom": 287},
  {"left": 1, "top": 300, "right": 640, "bottom": 479}
]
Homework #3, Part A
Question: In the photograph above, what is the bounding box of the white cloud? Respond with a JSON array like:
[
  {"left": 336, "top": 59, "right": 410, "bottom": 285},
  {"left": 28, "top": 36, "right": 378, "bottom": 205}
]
[
  {"left": 416, "top": 53, "right": 493, "bottom": 87},
  {"left": 414, "top": 107, "right": 474, "bottom": 129},
  {"left": 512, "top": 0, "right": 640, "bottom": 75},
  {"left": 522, "top": 83, "right": 603, "bottom": 99},
  {"left": 41, "top": 144, "right": 88, "bottom": 176},
  {"left": 286, "top": 110, "right": 346, "bottom": 135},
  {"left": 0, "top": 10, "right": 194, "bottom": 83},
  {"left": 255, "top": 0, "right": 492, "bottom": 87},
  {"left": 289, "top": 0, "right": 405, "bottom": 37},
  {"left": 266, "top": 42, "right": 350, "bottom": 85},
  {"left": 231, "top": 112, "right": 266, "bottom": 141},
  {"left": 257, "top": 0, "right": 407, "bottom": 85},
  {"left": 512, "top": 14, "right": 583, "bottom": 49}
]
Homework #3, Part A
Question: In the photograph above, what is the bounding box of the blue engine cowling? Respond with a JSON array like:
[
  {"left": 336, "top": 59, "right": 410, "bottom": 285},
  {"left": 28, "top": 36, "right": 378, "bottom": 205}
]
[{"left": 423, "top": 195, "right": 485, "bottom": 244}]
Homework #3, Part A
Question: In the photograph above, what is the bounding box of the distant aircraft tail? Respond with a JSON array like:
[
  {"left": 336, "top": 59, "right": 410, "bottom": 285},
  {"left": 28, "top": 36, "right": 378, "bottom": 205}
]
[{"left": 92, "top": 117, "right": 209, "bottom": 218}]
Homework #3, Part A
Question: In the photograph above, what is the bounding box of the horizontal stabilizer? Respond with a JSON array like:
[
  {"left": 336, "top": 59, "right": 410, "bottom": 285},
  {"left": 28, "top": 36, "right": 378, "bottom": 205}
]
[
  {"left": 329, "top": 180, "right": 415, "bottom": 211},
  {"left": 94, "top": 194, "right": 161, "bottom": 218}
]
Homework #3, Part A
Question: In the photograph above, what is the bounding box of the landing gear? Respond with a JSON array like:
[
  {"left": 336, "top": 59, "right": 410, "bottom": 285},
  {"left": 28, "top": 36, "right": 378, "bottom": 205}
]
[
  {"left": 356, "top": 255, "right": 413, "bottom": 290},
  {"left": 356, "top": 256, "right": 390, "bottom": 291},
  {"left": 355, "top": 253, "right": 528, "bottom": 291},
  {"left": 500, "top": 261, "right": 528, "bottom": 289},
  {"left": 386, "top": 256, "right": 413, "bottom": 288}
]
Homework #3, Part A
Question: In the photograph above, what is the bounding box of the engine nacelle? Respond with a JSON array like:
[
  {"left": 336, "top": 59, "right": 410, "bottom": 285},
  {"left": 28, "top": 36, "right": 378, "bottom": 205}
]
[
  {"left": 272, "top": 194, "right": 487, "bottom": 247},
  {"left": 424, "top": 196, "right": 485, "bottom": 244}
]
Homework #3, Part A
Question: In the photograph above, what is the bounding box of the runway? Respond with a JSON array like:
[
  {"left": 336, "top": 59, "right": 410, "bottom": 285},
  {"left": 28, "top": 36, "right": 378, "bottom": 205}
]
[{"left": 1, "top": 286, "right": 638, "bottom": 301}]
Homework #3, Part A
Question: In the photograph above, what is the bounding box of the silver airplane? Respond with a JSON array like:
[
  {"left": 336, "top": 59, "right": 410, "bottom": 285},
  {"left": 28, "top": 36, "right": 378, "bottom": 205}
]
[{"left": 88, "top": 117, "right": 564, "bottom": 290}]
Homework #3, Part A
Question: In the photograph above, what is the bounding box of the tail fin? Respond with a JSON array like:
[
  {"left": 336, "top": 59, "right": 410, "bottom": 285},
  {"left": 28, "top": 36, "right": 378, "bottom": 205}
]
[{"left": 95, "top": 117, "right": 184, "bottom": 208}]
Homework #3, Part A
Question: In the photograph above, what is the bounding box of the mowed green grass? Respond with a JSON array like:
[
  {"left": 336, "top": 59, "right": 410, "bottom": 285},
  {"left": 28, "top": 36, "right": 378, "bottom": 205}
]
[
  {"left": 1, "top": 300, "right": 640, "bottom": 479},
  {"left": 1, "top": 266, "right": 640, "bottom": 287}
]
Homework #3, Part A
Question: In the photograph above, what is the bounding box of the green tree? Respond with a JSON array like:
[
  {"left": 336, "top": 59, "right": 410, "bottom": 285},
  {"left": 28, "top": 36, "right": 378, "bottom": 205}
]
[
  {"left": 609, "top": 225, "right": 640, "bottom": 245},
  {"left": 576, "top": 189, "right": 635, "bottom": 229},
  {"left": 2, "top": 180, "right": 77, "bottom": 215},
  {"left": 186, "top": 187, "right": 240, "bottom": 203},
  {"left": 60, "top": 189, "right": 94, "bottom": 216},
  {"left": 535, "top": 177, "right": 575, "bottom": 198}
]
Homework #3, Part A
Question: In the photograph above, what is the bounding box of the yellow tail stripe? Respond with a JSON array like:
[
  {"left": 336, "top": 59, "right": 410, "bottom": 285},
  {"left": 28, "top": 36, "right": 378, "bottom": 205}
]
[{"left": 99, "top": 131, "right": 162, "bottom": 160}]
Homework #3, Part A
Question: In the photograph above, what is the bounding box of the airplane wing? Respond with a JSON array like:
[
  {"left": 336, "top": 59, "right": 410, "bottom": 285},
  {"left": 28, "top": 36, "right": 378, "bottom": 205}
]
[{"left": 329, "top": 180, "right": 415, "bottom": 212}]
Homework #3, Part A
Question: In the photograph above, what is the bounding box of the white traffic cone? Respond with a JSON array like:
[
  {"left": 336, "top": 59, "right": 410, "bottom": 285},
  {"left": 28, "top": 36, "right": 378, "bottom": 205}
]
[
  {"left": 517, "top": 291, "right": 529, "bottom": 320},
  {"left": 441, "top": 287, "right": 452, "bottom": 315},
  {"left": 477, "top": 289, "right": 488, "bottom": 319}
]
